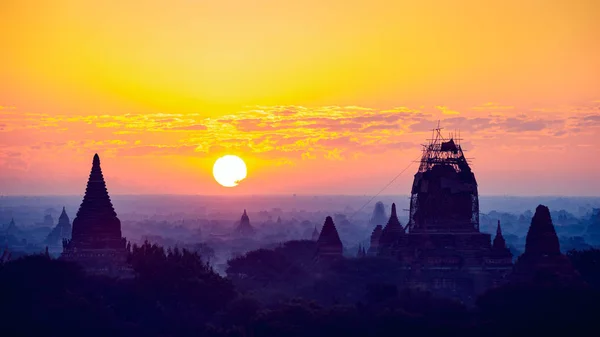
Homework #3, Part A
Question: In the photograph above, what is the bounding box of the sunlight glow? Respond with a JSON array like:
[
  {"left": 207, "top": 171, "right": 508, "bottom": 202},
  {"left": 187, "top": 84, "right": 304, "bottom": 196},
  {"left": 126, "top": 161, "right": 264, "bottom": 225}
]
[{"left": 212, "top": 155, "right": 247, "bottom": 187}]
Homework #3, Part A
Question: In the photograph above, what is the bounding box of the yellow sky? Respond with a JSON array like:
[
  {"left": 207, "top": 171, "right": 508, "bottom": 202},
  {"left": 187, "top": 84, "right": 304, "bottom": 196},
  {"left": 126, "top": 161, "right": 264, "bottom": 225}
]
[{"left": 1, "top": 1, "right": 599, "bottom": 195}]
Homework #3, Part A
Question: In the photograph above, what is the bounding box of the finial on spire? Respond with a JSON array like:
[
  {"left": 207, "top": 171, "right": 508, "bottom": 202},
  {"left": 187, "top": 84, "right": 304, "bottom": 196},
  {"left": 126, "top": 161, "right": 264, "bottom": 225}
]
[
  {"left": 243, "top": 209, "right": 247, "bottom": 216},
  {"left": 93, "top": 153, "right": 100, "bottom": 166},
  {"left": 391, "top": 203, "right": 397, "bottom": 217},
  {"left": 497, "top": 220, "right": 502, "bottom": 235}
]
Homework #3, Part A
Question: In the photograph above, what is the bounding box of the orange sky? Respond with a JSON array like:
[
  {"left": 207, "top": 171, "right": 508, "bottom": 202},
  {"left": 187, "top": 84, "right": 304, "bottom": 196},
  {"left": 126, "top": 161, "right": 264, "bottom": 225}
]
[{"left": 1, "top": 0, "right": 599, "bottom": 196}]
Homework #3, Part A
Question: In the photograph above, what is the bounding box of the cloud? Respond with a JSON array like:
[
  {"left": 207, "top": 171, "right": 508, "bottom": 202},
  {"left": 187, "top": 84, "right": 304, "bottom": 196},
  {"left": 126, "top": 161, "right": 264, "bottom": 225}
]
[
  {"left": 166, "top": 124, "right": 207, "bottom": 131},
  {"left": 118, "top": 145, "right": 200, "bottom": 157},
  {"left": 437, "top": 106, "right": 460, "bottom": 115},
  {"left": 2, "top": 102, "right": 597, "bottom": 165}
]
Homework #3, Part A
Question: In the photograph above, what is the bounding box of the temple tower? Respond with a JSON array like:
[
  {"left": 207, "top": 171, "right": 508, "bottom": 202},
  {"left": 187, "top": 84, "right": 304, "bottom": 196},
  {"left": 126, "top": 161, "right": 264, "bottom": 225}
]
[
  {"left": 367, "top": 225, "right": 383, "bottom": 256},
  {"left": 234, "top": 209, "right": 256, "bottom": 236},
  {"left": 369, "top": 201, "right": 387, "bottom": 228},
  {"left": 408, "top": 128, "right": 479, "bottom": 233},
  {"left": 316, "top": 216, "right": 343, "bottom": 260},
  {"left": 45, "top": 207, "right": 72, "bottom": 246},
  {"left": 61, "top": 154, "right": 131, "bottom": 278},
  {"left": 512, "top": 205, "right": 579, "bottom": 285},
  {"left": 5, "top": 218, "right": 18, "bottom": 236},
  {"left": 378, "top": 203, "right": 405, "bottom": 256},
  {"left": 486, "top": 221, "right": 513, "bottom": 287},
  {"left": 491, "top": 221, "right": 511, "bottom": 256}
]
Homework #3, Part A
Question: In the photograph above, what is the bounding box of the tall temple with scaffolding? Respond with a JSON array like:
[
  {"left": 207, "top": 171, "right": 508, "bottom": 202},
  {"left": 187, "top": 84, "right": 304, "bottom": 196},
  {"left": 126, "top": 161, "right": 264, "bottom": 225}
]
[{"left": 373, "top": 127, "right": 513, "bottom": 301}]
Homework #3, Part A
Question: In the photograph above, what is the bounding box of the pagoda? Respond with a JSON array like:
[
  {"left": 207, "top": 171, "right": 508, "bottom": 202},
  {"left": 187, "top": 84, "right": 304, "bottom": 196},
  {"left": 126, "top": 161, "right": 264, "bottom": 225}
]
[
  {"left": 316, "top": 216, "right": 343, "bottom": 261},
  {"left": 512, "top": 205, "right": 580, "bottom": 285},
  {"left": 369, "top": 127, "right": 513, "bottom": 302},
  {"left": 234, "top": 209, "right": 256, "bottom": 237},
  {"left": 61, "top": 154, "right": 131, "bottom": 278},
  {"left": 367, "top": 225, "right": 382, "bottom": 256},
  {"left": 369, "top": 201, "right": 387, "bottom": 228},
  {"left": 490, "top": 221, "right": 512, "bottom": 259},
  {"left": 45, "top": 207, "right": 72, "bottom": 246},
  {"left": 4, "top": 218, "right": 19, "bottom": 236},
  {"left": 378, "top": 203, "right": 405, "bottom": 256}
]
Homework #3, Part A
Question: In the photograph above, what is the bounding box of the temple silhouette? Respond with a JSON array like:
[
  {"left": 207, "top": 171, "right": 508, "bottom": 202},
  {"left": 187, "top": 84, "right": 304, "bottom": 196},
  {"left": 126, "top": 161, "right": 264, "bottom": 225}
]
[
  {"left": 511, "top": 205, "right": 580, "bottom": 285},
  {"left": 369, "top": 128, "right": 512, "bottom": 299},
  {"left": 234, "top": 209, "right": 256, "bottom": 237},
  {"left": 364, "top": 127, "right": 579, "bottom": 300},
  {"left": 60, "top": 154, "right": 132, "bottom": 278},
  {"left": 45, "top": 207, "right": 72, "bottom": 247},
  {"left": 52, "top": 131, "right": 580, "bottom": 297},
  {"left": 315, "top": 216, "right": 343, "bottom": 262}
]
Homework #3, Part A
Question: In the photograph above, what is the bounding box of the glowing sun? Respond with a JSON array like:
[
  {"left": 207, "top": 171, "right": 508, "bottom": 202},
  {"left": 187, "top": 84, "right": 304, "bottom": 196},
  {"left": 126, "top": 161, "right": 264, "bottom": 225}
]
[{"left": 212, "top": 155, "right": 247, "bottom": 187}]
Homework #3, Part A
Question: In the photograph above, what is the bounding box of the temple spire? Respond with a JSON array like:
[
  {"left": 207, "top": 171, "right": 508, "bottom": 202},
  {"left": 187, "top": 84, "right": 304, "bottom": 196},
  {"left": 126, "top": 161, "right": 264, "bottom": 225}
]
[
  {"left": 61, "top": 153, "right": 131, "bottom": 278},
  {"left": 316, "top": 216, "right": 343, "bottom": 260},
  {"left": 525, "top": 205, "right": 560, "bottom": 256},
  {"left": 492, "top": 220, "right": 507, "bottom": 250},
  {"left": 235, "top": 209, "right": 255, "bottom": 236},
  {"left": 70, "top": 153, "right": 121, "bottom": 242}
]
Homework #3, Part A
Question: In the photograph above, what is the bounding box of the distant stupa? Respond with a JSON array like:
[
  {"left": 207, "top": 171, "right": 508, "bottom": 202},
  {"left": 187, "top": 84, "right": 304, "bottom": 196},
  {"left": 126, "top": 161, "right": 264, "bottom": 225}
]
[
  {"left": 377, "top": 203, "right": 405, "bottom": 255},
  {"left": 490, "top": 220, "right": 512, "bottom": 261},
  {"left": 234, "top": 209, "right": 256, "bottom": 237},
  {"left": 316, "top": 216, "right": 343, "bottom": 261},
  {"left": 311, "top": 226, "right": 320, "bottom": 241},
  {"left": 45, "top": 207, "right": 72, "bottom": 246},
  {"left": 512, "top": 205, "right": 580, "bottom": 285},
  {"left": 367, "top": 225, "right": 383, "bottom": 256},
  {"left": 61, "top": 154, "right": 131, "bottom": 278},
  {"left": 4, "top": 218, "right": 19, "bottom": 236},
  {"left": 369, "top": 201, "right": 388, "bottom": 227}
]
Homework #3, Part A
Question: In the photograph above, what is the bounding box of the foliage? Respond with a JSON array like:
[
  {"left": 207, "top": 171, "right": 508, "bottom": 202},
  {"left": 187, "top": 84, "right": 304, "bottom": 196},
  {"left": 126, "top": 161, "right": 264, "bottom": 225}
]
[
  {"left": 129, "top": 241, "right": 236, "bottom": 317},
  {"left": 2, "top": 243, "right": 600, "bottom": 337},
  {"left": 567, "top": 248, "right": 600, "bottom": 289}
]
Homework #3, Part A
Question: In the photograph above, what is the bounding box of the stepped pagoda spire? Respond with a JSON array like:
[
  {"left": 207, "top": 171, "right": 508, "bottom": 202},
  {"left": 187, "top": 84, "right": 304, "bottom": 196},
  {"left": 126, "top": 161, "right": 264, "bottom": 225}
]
[
  {"left": 61, "top": 154, "right": 131, "bottom": 278},
  {"left": 316, "top": 216, "right": 343, "bottom": 260},
  {"left": 71, "top": 154, "right": 121, "bottom": 242}
]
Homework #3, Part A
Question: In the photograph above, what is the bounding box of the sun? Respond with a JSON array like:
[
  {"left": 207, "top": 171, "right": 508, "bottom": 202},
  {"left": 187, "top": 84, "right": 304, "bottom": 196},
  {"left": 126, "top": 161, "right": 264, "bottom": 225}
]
[{"left": 212, "top": 155, "right": 247, "bottom": 187}]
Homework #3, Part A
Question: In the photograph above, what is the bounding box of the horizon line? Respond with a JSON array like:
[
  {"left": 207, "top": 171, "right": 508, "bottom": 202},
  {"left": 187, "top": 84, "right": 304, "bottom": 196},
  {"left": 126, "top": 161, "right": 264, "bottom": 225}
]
[{"left": 1, "top": 193, "right": 600, "bottom": 198}]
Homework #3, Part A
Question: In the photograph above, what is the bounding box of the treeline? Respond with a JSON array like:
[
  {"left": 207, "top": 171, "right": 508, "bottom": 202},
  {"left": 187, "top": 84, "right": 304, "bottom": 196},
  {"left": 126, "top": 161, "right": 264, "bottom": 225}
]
[{"left": 0, "top": 244, "right": 599, "bottom": 337}]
